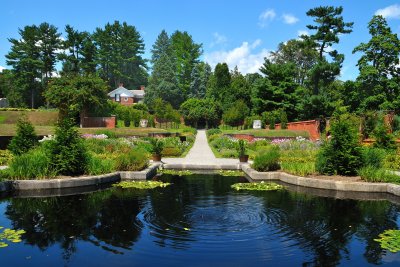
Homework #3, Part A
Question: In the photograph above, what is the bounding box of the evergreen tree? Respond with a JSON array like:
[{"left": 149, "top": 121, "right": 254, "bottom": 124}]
[
  {"left": 353, "top": 15, "right": 400, "bottom": 111},
  {"left": 170, "top": 31, "right": 202, "bottom": 99},
  {"left": 188, "top": 62, "right": 210, "bottom": 99},
  {"left": 6, "top": 25, "right": 43, "bottom": 108},
  {"left": 60, "top": 25, "right": 96, "bottom": 75},
  {"left": 93, "top": 21, "right": 148, "bottom": 89},
  {"left": 306, "top": 6, "right": 353, "bottom": 94},
  {"left": 150, "top": 30, "right": 172, "bottom": 65}
]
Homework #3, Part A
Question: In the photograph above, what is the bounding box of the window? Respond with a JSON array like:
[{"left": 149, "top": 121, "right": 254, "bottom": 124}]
[
  {"left": 124, "top": 97, "right": 129, "bottom": 102},
  {"left": 115, "top": 94, "right": 120, "bottom": 102}
]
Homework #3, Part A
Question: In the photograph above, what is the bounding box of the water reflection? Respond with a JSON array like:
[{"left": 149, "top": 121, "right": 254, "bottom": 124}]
[{"left": 0, "top": 174, "right": 399, "bottom": 266}]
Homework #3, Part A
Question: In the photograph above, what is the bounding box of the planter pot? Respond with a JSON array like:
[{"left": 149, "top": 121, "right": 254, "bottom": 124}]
[
  {"left": 239, "top": 155, "right": 249, "bottom": 163},
  {"left": 152, "top": 154, "right": 162, "bottom": 162}
]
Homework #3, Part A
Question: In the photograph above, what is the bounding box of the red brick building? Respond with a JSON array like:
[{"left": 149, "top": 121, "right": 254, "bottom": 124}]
[{"left": 107, "top": 84, "right": 145, "bottom": 106}]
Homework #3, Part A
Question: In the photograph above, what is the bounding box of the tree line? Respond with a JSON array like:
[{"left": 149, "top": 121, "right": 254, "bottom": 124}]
[{"left": 0, "top": 5, "right": 399, "bottom": 128}]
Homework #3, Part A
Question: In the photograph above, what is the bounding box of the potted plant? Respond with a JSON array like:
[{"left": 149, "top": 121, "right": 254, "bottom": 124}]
[
  {"left": 236, "top": 139, "right": 249, "bottom": 163},
  {"left": 150, "top": 137, "right": 164, "bottom": 161}
]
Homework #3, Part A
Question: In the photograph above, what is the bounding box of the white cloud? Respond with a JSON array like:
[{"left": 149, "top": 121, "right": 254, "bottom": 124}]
[
  {"left": 258, "top": 9, "right": 276, "bottom": 27},
  {"left": 204, "top": 40, "right": 271, "bottom": 74},
  {"left": 376, "top": 4, "right": 400, "bottom": 19},
  {"left": 0, "top": 66, "right": 5, "bottom": 73},
  {"left": 210, "top": 32, "right": 228, "bottom": 47},
  {"left": 282, "top": 14, "right": 299, "bottom": 24}
]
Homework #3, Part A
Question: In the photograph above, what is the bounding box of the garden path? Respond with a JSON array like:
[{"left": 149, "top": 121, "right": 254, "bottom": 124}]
[{"left": 162, "top": 130, "right": 241, "bottom": 169}]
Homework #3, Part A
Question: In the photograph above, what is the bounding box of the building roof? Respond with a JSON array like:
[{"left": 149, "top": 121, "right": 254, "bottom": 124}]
[
  {"left": 108, "top": 86, "right": 134, "bottom": 98},
  {"left": 130, "top": 90, "right": 145, "bottom": 98}
]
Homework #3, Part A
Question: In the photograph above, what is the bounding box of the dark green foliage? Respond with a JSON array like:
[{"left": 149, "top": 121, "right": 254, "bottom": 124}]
[
  {"left": 149, "top": 138, "right": 164, "bottom": 155},
  {"left": 222, "top": 100, "right": 249, "bottom": 127},
  {"left": 6, "top": 147, "right": 55, "bottom": 179},
  {"left": 362, "top": 147, "right": 387, "bottom": 169},
  {"left": 206, "top": 128, "right": 222, "bottom": 137},
  {"left": 93, "top": 21, "right": 148, "bottom": 89},
  {"left": 252, "top": 146, "right": 280, "bottom": 172},
  {"left": 8, "top": 116, "right": 38, "bottom": 155},
  {"left": 86, "top": 155, "right": 115, "bottom": 175},
  {"left": 48, "top": 119, "right": 89, "bottom": 176},
  {"left": 236, "top": 139, "right": 247, "bottom": 157},
  {"left": 180, "top": 98, "right": 221, "bottom": 128},
  {"left": 280, "top": 110, "right": 288, "bottom": 129},
  {"left": 114, "top": 148, "right": 148, "bottom": 171},
  {"left": 373, "top": 120, "right": 396, "bottom": 150},
  {"left": 45, "top": 74, "right": 109, "bottom": 121},
  {"left": 316, "top": 114, "right": 362, "bottom": 176}
]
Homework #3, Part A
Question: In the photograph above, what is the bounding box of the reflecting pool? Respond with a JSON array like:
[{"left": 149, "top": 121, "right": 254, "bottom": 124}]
[{"left": 0, "top": 174, "right": 400, "bottom": 266}]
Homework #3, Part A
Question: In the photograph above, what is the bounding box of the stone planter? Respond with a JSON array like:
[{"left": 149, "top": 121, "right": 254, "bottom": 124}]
[
  {"left": 152, "top": 154, "right": 162, "bottom": 162},
  {"left": 239, "top": 155, "right": 249, "bottom": 163}
]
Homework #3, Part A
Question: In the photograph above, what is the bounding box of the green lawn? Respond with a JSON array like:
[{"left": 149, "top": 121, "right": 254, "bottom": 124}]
[
  {"left": 221, "top": 129, "right": 310, "bottom": 138},
  {"left": 0, "top": 124, "right": 193, "bottom": 137}
]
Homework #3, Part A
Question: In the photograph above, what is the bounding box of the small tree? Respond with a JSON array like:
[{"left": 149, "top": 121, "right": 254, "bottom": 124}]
[
  {"left": 373, "top": 119, "right": 396, "bottom": 150},
  {"left": 49, "top": 118, "right": 88, "bottom": 176},
  {"left": 8, "top": 116, "right": 38, "bottom": 155},
  {"left": 280, "top": 110, "right": 288, "bottom": 129},
  {"left": 222, "top": 100, "right": 249, "bottom": 127},
  {"left": 316, "top": 113, "right": 362, "bottom": 176}
]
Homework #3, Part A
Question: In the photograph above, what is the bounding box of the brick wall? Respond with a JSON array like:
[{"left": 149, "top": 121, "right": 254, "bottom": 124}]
[
  {"left": 82, "top": 116, "right": 116, "bottom": 128},
  {"left": 109, "top": 97, "right": 134, "bottom": 106},
  {"left": 275, "top": 120, "right": 320, "bottom": 140}
]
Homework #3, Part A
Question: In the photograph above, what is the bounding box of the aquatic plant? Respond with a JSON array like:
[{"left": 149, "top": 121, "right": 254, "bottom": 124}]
[
  {"left": 112, "top": 180, "right": 171, "bottom": 189},
  {"left": 374, "top": 229, "right": 400, "bottom": 253},
  {"left": 231, "top": 181, "right": 283, "bottom": 191},
  {"left": 218, "top": 170, "right": 244, "bottom": 177},
  {"left": 0, "top": 227, "right": 26, "bottom": 248},
  {"left": 159, "top": 169, "right": 193, "bottom": 176}
]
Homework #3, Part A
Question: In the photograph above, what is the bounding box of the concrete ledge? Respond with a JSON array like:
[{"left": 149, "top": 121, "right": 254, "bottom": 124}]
[
  {"left": 11, "top": 172, "right": 121, "bottom": 191},
  {"left": 120, "top": 163, "right": 161, "bottom": 180},
  {"left": 242, "top": 164, "right": 400, "bottom": 197},
  {"left": 163, "top": 163, "right": 242, "bottom": 170}
]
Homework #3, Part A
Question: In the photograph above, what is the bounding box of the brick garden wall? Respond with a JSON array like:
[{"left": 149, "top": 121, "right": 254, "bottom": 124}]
[
  {"left": 82, "top": 116, "right": 116, "bottom": 128},
  {"left": 275, "top": 120, "right": 320, "bottom": 140}
]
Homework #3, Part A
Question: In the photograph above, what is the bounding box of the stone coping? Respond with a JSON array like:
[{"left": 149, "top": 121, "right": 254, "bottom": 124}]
[
  {"left": 2, "top": 161, "right": 400, "bottom": 200},
  {"left": 241, "top": 164, "right": 400, "bottom": 197},
  {"left": 0, "top": 163, "right": 161, "bottom": 193}
]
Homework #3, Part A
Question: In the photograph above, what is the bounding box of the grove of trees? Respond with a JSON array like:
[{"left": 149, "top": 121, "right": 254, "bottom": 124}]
[{"left": 1, "top": 6, "right": 399, "bottom": 128}]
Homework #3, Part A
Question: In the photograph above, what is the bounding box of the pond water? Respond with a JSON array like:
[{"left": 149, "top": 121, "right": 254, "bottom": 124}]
[{"left": 1, "top": 174, "right": 400, "bottom": 267}]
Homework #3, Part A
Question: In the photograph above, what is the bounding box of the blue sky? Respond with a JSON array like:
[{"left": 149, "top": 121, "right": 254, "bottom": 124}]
[{"left": 1, "top": 0, "right": 400, "bottom": 80}]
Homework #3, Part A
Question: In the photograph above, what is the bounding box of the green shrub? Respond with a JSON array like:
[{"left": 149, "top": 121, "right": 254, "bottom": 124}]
[
  {"left": 280, "top": 110, "right": 288, "bottom": 129},
  {"left": 316, "top": 113, "right": 362, "bottom": 176},
  {"left": 210, "top": 136, "right": 236, "bottom": 151},
  {"left": 219, "top": 149, "right": 238, "bottom": 158},
  {"left": 383, "top": 149, "right": 400, "bottom": 170},
  {"left": 162, "top": 147, "right": 182, "bottom": 157},
  {"left": 281, "top": 161, "right": 316, "bottom": 176},
  {"left": 358, "top": 166, "right": 400, "bottom": 183},
  {"left": 149, "top": 138, "right": 164, "bottom": 155},
  {"left": 207, "top": 128, "right": 222, "bottom": 137},
  {"left": 86, "top": 155, "right": 115, "bottom": 175},
  {"left": 222, "top": 100, "right": 249, "bottom": 127},
  {"left": 182, "top": 127, "right": 197, "bottom": 135},
  {"left": 7, "top": 148, "right": 56, "bottom": 179},
  {"left": 252, "top": 146, "right": 280, "bottom": 172},
  {"left": 49, "top": 119, "right": 89, "bottom": 176},
  {"left": 0, "top": 150, "right": 13, "bottom": 165},
  {"left": 208, "top": 133, "right": 221, "bottom": 143},
  {"left": 236, "top": 139, "right": 247, "bottom": 157},
  {"left": 8, "top": 116, "right": 38, "bottom": 155},
  {"left": 362, "top": 147, "right": 387, "bottom": 169},
  {"left": 115, "top": 149, "right": 148, "bottom": 171},
  {"left": 373, "top": 120, "right": 396, "bottom": 150}
]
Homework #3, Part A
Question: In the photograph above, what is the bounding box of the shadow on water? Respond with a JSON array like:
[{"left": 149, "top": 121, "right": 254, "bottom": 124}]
[{"left": 0, "top": 174, "right": 399, "bottom": 266}]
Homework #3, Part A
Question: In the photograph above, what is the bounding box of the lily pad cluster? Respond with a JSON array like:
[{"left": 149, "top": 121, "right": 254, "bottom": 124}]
[
  {"left": 218, "top": 170, "right": 244, "bottom": 177},
  {"left": 113, "top": 181, "right": 171, "bottom": 189},
  {"left": 159, "top": 169, "right": 193, "bottom": 176},
  {"left": 0, "top": 227, "right": 25, "bottom": 248},
  {"left": 231, "top": 181, "right": 283, "bottom": 191},
  {"left": 374, "top": 229, "right": 400, "bottom": 253}
]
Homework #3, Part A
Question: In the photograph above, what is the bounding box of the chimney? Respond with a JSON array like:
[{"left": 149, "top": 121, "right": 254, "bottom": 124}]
[
  {"left": 140, "top": 85, "right": 145, "bottom": 90},
  {"left": 118, "top": 82, "right": 124, "bottom": 88}
]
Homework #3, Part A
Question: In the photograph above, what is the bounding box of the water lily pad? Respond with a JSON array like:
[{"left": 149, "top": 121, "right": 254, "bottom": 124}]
[
  {"left": 374, "top": 229, "right": 400, "bottom": 253},
  {"left": 231, "top": 182, "right": 283, "bottom": 191},
  {"left": 113, "top": 181, "right": 171, "bottom": 189},
  {"left": 0, "top": 227, "right": 25, "bottom": 248},
  {"left": 160, "top": 169, "right": 193, "bottom": 176}
]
